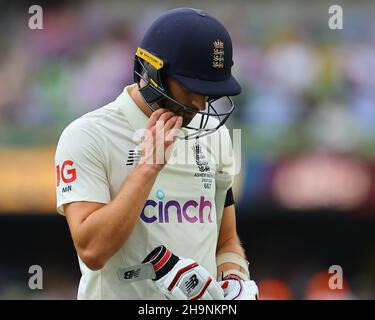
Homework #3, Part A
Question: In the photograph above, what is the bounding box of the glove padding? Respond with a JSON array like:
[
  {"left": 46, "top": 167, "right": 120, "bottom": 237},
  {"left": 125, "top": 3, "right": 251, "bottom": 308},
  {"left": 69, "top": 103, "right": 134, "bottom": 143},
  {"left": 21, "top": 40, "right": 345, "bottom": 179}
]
[
  {"left": 143, "top": 245, "right": 224, "bottom": 300},
  {"left": 219, "top": 274, "right": 259, "bottom": 300}
]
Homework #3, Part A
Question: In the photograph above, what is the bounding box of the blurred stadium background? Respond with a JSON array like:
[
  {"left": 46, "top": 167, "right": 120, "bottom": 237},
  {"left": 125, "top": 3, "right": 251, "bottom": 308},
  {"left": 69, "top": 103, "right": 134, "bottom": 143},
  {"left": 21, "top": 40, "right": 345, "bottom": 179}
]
[{"left": 0, "top": 0, "right": 374, "bottom": 299}]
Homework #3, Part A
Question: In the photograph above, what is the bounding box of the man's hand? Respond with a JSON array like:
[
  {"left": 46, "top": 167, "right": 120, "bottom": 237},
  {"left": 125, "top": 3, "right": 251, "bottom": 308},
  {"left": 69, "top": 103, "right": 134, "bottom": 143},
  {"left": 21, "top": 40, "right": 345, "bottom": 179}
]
[
  {"left": 219, "top": 274, "right": 259, "bottom": 300},
  {"left": 140, "top": 109, "right": 183, "bottom": 172},
  {"left": 143, "top": 245, "right": 224, "bottom": 300}
]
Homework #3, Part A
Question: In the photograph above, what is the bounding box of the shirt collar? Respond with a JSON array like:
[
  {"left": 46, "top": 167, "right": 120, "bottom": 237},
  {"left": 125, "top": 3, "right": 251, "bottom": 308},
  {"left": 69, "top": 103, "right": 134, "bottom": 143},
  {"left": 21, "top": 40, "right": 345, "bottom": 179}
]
[{"left": 117, "top": 84, "right": 149, "bottom": 132}]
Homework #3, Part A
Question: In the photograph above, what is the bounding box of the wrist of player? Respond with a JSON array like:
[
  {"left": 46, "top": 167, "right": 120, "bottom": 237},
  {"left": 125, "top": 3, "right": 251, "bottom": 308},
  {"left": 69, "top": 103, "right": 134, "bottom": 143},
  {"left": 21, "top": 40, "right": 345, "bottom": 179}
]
[
  {"left": 136, "top": 159, "right": 164, "bottom": 174},
  {"left": 143, "top": 245, "right": 224, "bottom": 300},
  {"left": 216, "top": 253, "right": 259, "bottom": 300},
  {"left": 137, "top": 163, "right": 163, "bottom": 174}
]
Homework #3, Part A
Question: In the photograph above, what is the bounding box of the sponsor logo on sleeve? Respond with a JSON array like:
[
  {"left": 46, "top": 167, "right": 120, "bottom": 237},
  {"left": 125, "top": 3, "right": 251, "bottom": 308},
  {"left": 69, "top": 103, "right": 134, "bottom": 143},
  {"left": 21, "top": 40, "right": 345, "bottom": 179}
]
[{"left": 56, "top": 160, "right": 77, "bottom": 192}]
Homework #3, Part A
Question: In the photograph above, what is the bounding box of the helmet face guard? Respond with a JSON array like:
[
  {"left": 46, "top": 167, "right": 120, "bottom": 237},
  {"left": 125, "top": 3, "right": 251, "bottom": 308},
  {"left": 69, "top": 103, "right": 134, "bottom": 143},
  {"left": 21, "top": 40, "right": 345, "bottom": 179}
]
[{"left": 134, "top": 50, "right": 235, "bottom": 140}]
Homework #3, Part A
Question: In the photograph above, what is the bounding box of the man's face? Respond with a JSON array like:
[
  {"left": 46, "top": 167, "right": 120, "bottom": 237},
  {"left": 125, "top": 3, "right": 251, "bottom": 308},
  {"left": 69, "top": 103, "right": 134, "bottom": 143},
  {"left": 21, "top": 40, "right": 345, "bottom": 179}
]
[{"left": 161, "top": 77, "right": 208, "bottom": 127}]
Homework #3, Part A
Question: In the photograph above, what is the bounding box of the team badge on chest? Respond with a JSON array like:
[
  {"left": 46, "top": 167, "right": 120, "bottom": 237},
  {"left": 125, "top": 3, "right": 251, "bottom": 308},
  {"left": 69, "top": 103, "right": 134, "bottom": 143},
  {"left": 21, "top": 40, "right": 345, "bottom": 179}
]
[{"left": 192, "top": 142, "right": 213, "bottom": 190}]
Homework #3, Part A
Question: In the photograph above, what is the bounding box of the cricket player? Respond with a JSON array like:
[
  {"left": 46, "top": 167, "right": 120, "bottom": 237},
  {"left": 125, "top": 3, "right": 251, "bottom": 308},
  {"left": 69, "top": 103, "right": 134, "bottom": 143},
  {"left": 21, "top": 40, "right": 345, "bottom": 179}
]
[{"left": 55, "top": 8, "right": 258, "bottom": 300}]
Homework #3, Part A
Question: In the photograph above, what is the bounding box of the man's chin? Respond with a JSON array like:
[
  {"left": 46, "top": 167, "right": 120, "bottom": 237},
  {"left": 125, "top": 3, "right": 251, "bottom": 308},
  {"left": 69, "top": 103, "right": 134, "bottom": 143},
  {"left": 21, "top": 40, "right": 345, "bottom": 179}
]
[{"left": 182, "top": 115, "right": 195, "bottom": 127}]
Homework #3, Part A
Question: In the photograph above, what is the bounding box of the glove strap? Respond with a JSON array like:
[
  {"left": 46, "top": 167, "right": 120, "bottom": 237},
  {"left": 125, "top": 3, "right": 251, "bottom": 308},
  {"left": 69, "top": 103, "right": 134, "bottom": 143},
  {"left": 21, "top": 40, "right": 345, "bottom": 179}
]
[
  {"left": 222, "top": 269, "right": 250, "bottom": 281},
  {"left": 222, "top": 273, "right": 243, "bottom": 281},
  {"left": 142, "top": 245, "right": 179, "bottom": 281}
]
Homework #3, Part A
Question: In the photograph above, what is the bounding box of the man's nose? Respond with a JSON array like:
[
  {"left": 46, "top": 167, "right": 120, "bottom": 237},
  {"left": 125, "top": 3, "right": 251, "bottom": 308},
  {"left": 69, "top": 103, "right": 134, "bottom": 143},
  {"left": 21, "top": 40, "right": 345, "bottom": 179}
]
[{"left": 191, "top": 95, "right": 207, "bottom": 111}]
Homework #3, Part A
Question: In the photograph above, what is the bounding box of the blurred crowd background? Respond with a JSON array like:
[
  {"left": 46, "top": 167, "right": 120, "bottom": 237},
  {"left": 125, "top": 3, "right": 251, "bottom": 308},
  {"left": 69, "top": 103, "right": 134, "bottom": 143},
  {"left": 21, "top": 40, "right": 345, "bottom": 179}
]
[{"left": 0, "top": 0, "right": 374, "bottom": 299}]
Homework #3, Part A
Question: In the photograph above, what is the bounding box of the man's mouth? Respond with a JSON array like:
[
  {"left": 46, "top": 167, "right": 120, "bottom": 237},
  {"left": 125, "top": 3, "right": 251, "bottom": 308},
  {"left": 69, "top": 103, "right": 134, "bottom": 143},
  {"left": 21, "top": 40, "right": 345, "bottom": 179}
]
[{"left": 163, "top": 102, "right": 199, "bottom": 120}]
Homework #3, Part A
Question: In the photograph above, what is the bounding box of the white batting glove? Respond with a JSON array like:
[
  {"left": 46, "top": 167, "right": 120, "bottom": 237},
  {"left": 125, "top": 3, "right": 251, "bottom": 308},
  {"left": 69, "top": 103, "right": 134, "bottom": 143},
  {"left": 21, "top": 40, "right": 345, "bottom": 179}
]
[
  {"left": 143, "top": 245, "right": 224, "bottom": 300},
  {"left": 219, "top": 274, "right": 259, "bottom": 300}
]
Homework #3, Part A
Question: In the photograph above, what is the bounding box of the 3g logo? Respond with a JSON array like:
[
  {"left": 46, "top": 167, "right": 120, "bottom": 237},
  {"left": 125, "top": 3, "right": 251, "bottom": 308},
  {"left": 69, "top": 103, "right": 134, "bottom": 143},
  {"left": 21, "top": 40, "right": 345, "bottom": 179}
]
[{"left": 56, "top": 160, "right": 77, "bottom": 187}]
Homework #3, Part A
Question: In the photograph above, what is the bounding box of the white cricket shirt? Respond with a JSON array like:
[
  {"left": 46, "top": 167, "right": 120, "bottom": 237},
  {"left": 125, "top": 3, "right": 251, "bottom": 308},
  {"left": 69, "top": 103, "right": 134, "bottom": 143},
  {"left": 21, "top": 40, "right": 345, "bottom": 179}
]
[{"left": 55, "top": 84, "right": 234, "bottom": 299}]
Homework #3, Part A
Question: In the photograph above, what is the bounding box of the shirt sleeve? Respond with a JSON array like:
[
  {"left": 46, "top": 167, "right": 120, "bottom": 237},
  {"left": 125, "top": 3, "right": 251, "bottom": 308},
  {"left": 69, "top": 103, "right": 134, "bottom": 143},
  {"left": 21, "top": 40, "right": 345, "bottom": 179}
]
[
  {"left": 215, "top": 125, "right": 235, "bottom": 227},
  {"left": 216, "top": 124, "right": 235, "bottom": 189},
  {"left": 55, "top": 119, "right": 111, "bottom": 215},
  {"left": 224, "top": 187, "right": 235, "bottom": 207}
]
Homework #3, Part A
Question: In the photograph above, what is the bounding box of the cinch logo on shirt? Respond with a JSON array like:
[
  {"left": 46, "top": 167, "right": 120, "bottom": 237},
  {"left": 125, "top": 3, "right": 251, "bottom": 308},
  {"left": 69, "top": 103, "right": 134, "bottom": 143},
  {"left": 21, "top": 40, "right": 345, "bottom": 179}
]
[{"left": 140, "top": 189, "right": 213, "bottom": 224}]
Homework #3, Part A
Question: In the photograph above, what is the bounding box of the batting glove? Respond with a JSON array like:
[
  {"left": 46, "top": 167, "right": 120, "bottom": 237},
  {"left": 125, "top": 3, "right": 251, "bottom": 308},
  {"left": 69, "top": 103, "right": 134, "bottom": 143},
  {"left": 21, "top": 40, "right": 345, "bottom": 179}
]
[
  {"left": 219, "top": 274, "right": 259, "bottom": 300},
  {"left": 142, "top": 245, "right": 224, "bottom": 300}
]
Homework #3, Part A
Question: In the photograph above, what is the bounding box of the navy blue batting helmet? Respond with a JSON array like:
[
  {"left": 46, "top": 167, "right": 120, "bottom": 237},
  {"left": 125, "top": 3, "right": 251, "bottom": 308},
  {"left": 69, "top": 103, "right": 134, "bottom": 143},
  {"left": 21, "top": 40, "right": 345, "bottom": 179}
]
[{"left": 134, "top": 8, "right": 241, "bottom": 139}]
